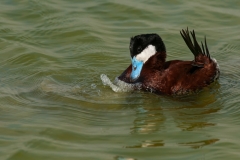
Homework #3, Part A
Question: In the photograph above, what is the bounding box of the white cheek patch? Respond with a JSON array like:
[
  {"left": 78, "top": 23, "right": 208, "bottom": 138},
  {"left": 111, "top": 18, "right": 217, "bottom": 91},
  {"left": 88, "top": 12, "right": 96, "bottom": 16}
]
[{"left": 135, "top": 45, "right": 156, "bottom": 63}]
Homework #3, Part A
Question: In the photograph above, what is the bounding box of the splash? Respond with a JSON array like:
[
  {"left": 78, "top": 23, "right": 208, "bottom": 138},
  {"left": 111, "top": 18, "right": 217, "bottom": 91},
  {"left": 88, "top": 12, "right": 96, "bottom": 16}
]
[{"left": 100, "top": 74, "right": 141, "bottom": 92}]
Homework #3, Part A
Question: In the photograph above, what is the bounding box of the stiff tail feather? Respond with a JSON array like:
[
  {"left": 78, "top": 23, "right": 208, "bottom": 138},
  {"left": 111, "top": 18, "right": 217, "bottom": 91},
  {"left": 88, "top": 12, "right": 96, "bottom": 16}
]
[{"left": 180, "top": 28, "right": 210, "bottom": 59}]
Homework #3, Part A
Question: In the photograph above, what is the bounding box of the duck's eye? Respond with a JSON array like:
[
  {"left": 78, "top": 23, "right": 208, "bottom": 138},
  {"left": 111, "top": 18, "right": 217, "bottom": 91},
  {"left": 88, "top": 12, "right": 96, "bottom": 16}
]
[{"left": 137, "top": 47, "right": 142, "bottom": 53}]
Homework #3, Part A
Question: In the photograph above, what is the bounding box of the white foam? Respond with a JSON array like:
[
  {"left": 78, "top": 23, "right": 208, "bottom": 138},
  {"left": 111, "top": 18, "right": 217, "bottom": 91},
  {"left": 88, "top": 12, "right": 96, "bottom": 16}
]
[
  {"left": 100, "top": 74, "right": 141, "bottom": 92},
  {"left": 212, "top": 58, "right": 219, "bottom": 70},
  {"left": 211, "top": 58, "right": 220, "bottom": 80}
]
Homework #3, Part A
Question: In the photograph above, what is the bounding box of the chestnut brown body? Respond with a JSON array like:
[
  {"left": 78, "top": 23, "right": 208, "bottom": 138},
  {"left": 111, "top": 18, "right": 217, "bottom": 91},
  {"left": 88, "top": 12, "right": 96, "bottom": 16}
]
[{"left": 118, "top": 28, "right": 219, "bottom": 95}]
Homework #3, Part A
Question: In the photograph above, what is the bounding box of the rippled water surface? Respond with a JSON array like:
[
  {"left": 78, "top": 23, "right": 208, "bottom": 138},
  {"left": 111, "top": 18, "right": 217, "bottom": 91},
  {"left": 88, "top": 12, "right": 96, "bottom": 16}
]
[{"left": 0, "top": 0, "right": 240, "bottom": 159}]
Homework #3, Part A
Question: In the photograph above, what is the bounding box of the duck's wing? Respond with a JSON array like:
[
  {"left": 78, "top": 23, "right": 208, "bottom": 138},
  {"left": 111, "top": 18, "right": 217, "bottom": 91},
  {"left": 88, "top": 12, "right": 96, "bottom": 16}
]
[{"left": 180, "top": 28, "right": 211, "bottom": 67}]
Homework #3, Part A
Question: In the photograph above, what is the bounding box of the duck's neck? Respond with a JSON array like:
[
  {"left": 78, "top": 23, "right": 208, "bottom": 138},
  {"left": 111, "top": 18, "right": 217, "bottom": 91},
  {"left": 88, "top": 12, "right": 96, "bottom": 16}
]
[{"left": 144, "top": 52, "right": 166, "bottom": 69}]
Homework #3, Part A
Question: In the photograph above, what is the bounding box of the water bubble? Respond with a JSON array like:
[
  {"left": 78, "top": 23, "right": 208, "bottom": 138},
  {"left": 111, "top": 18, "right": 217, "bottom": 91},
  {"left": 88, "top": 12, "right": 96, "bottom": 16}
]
[
  {"left": 91, "top": 83, "right": 96, "bottom": 89},
  {"left": 97, "top": 90, "right": 101, "bottom": 96}
]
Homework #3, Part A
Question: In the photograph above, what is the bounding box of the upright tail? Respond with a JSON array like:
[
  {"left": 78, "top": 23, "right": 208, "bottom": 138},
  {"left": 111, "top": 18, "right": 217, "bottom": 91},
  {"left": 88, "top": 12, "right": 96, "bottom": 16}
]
[
  {"left": 180, "top": 28, "right": 211, "bottom": 60},
  {"left": 180, "top": 28, "right": 220, "bottom": 80}
]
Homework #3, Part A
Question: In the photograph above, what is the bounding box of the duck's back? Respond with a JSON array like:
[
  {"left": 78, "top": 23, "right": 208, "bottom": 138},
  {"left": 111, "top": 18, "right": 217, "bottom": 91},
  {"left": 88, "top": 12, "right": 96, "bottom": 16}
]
[{"left": 141, "top": 57, "right": 219, "bottom": 95}]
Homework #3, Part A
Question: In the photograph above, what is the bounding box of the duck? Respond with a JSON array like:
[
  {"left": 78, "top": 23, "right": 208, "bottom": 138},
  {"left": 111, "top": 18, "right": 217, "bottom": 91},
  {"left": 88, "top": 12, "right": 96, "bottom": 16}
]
[{"left": 118, "top": 28, "right": 220, "bottom": 95}]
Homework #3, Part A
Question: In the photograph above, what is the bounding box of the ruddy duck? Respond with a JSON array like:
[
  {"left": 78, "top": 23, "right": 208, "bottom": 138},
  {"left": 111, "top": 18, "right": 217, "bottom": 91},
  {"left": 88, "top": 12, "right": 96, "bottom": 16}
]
[{"left": 118, "top": 28, "right": 220, "bottom": 95}]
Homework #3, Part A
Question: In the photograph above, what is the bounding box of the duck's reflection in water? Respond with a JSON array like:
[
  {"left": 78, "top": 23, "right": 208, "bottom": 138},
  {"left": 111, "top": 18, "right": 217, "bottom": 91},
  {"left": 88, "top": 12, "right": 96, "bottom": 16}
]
[
  {"left": 126, "top": 105, "right": 165, "bottom": 148},
  {"left": 179, "top": 138, "right": 219, "bottom": 149},
  {"left": 130, "top": 105, "right": 165, "bottom": 135},
  {"left": 128, "top": 86, "right": 221, "bottom": 149}
]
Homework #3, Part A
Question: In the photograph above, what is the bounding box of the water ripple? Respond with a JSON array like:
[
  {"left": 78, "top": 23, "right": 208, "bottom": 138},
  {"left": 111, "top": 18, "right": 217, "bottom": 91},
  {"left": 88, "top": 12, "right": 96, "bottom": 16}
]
[{"left": 1, "top": 0, "right": 240, "bottom": 160}]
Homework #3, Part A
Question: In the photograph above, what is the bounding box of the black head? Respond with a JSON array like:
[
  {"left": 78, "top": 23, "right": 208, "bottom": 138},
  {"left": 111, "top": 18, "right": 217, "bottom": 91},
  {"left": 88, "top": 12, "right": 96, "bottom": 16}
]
[
  {"left": 128, "top": 33, "right": 166, "bottom": 82},
  {"left": 129, "top": 33, "right": 166, "bottom": 58}
]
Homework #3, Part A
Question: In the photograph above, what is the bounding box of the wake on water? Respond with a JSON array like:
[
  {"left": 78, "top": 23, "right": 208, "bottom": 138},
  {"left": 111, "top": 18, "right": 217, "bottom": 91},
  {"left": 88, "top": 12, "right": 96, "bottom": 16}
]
[{"left": 100, "top": 74, "right": 141, "bottom": 92}]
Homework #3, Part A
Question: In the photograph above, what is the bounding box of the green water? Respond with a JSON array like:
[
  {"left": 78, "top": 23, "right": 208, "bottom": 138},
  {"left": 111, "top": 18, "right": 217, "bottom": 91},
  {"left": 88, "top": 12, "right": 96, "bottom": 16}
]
[{"left": 0, "top": 0, "right": 240, "bottom": 160}]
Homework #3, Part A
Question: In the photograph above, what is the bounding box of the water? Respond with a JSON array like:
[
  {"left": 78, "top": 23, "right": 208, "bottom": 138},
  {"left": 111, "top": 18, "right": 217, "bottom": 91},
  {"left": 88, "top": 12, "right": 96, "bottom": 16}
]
[{"left": 0, "top": 0, "right": 240, "bottom": 159}]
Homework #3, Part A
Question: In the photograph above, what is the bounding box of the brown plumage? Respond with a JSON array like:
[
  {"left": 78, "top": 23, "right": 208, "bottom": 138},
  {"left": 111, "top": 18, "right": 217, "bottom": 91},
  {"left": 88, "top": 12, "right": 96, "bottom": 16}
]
[{"left": 118, "top": 28, "right": 220, "bottom": 95}]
